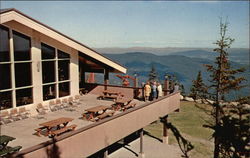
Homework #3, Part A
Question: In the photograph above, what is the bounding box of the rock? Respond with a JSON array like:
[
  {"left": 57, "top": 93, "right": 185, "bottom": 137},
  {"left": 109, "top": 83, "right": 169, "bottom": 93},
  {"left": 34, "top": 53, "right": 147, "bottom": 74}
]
[
  {"left": 207, "top": 99, "right": 214, "bottom": 104},
  {"left": 184, "top": 97, "right": 194, "bottom": 102},
  {"left": 242, "top": 104, "right": 250, "bottom": 109},
  {"left": 195, "top": 99, "right": 202, "bottom": 104},
  {"left": 230, "top": 102, "right": 238, "bottom": 106},
  {"left": 180, "top": 95, "right": 184, "bottom": 100}
]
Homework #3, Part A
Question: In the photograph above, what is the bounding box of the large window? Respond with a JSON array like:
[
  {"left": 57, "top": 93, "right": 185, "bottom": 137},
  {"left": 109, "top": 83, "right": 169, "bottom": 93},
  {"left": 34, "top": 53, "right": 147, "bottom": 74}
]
[
  {"left": 0, "top": 25, "right": 33, "bottom": 109},
  {"left": 42, "top": 43, "right": 70, "bottom": 101},
  {"left": 0, "top": 25, "right": 11, "bottom": 110}
]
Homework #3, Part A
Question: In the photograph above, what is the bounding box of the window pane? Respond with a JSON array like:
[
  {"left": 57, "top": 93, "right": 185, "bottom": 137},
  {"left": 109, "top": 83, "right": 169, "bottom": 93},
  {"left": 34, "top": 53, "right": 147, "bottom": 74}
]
[
  {"left": 16, "top": 88, "right": 33, "bottom": 107},
  {"left": 15, "top": 63, "right": 32, "bottom": 87},
  {"left": 59, "top": 82, "right": 70, "bottom": 97},
  {"left": 42, "top": 61, "right": 55, "bottom": 83},
  {"left": 43, "top": 84, "right": 56, "bottom": 100},
  {"left": 0, "top": 91, "right": 12, "bottom": 110},
  {"left": 0, "top": 64, "right": 11, "bottom": 90},
  {"left": 41, "top": 43, "right": 55, "bottom": 59},
  {"left": 58, "top": 60, "right": 69, "bottom": 81},
  {"left": 13, "top": 31, "right": 30, "bottom": 61},
  {"left": 0, "top": 25, "right": 10, "bottom": 62},
  {"left": 58, "top": 50, "right": 70, "bottom": 59}
]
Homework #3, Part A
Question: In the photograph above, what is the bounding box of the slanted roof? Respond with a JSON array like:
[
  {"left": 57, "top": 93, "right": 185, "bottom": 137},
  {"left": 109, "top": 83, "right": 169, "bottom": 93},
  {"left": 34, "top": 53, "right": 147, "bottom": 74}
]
[{"left": 0, "top": 8, "right": 126, "bottom": 73}]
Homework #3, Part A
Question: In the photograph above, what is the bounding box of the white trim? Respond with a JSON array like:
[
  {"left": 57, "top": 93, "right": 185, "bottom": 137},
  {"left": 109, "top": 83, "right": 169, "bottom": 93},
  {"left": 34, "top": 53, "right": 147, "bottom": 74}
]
[
  {"left": 9, "top": 29, "right": 16, "bottom": 108},
  {"left": 0, "top": 10, "right": 126, "bottom": 73}
]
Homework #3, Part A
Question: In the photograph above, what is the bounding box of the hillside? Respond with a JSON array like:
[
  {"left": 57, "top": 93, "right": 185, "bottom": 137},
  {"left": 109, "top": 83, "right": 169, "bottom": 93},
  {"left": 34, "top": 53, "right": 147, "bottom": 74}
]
[
  {"left": 144, "top": 101, "right": 213, "bottom": 158},
  {"left": 102, "top": 52, "right": 249, "bottom": 99},
  {"left": 95, "top": 47, "right": 249, "bottom": 65},
  {"left": 169, "top": 48, "right": 249, "bottom": 65}
]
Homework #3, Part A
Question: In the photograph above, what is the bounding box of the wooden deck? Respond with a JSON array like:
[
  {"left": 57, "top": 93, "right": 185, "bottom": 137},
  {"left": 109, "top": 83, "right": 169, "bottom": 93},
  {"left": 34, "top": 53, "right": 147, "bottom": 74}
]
[{"left": 11, "top": 92, "right": 180, "bottom": 158}]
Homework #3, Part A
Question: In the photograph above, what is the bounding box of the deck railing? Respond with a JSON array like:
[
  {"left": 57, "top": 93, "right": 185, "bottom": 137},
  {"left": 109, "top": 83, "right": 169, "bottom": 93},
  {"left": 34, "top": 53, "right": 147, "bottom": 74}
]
[{"left": 12, "top": 92, "right": 180, "bottom": 158}]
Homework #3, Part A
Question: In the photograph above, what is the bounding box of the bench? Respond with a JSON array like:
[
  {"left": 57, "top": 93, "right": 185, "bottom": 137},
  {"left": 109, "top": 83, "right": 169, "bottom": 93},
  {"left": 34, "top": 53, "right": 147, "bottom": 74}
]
[
  {"left": 122, "top": 103, "right": 136, "bottom": 111},
  {"left": 0, "top": 146, "right": 22, "bottom": 157},
  {"left": 99, "top": 95, "right": 118, "bottom": 101},
  {"left": 97, "top": 111, "right": 115, "bottom": 120},
  {"left": 34, "top": 126, "right": 47, "bottom": 136},
  {"left": 50, "top": 124, "right": 77, "bottom": 137}
]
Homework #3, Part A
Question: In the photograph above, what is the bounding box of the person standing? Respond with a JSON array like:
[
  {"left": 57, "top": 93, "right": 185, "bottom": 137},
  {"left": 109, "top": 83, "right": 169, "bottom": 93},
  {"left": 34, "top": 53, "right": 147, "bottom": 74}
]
[
  {"left": 174, "top": 83, "right": 179, "bottom": 92},
  {"left": 157, "top": 82, "right": 163, "bottom": 98},
  {"left": 152, "top": 81, "right": 157, "bottom": 100},
  {"left": 144, "top": 82, "right": 151, "bottom": 102}
]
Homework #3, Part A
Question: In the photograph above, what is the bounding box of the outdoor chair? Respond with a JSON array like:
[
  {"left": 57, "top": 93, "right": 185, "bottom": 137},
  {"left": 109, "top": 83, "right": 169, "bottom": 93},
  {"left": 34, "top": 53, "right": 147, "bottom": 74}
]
[
  {"left": 68, "top": 97, "right": 78, "bottom": 107},
  {"left": 62, "top": 98, "right": 70, "bottom": 108},
  {"left": 56, "top": 99, "right": 67, "bottom": 109},
  {"left": 36, "top": 103, "right": 49, "bottom": 115},
  {"left": 74, "top": 95, "right": 81, "bottom": 104},
  {"left": 65, "top": 97, "right": 78, "bottom": 112},
  {"left": 9, "top": 109, "right": 22, "bottom": 121},
  {"left": 49, "top": 100, "right": 62, "bottom": 112},
  {"left": 18, "top": 107, "right": 31, "bottom": 119},
  {"left": 0, "top": 111, "right": 13, "bottom": 124}
]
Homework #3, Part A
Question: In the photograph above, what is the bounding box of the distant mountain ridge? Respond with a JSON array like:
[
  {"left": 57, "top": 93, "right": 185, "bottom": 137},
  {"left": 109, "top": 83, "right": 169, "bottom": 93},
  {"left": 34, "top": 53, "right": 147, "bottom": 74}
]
[
  {"left": 101, "top": 52, "right": 249, "bottom": 100},
  {"left": 95, "top": 47, "right": 249, "bottom": 65}
]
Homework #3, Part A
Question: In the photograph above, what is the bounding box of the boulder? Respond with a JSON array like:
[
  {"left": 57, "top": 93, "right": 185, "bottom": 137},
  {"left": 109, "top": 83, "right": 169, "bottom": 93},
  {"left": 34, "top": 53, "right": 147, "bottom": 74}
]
[
  {"left": 195, "top": 99, "right": 202, "bottom": 104},
  {"left": 180, "top": 95, "right": 184, "bottom": 100},
  {"left": 229, "top": 102, "right": 238, "bottom": 106},
  {"left": 184, "top": 97, "right": 194, "bottom": 102},
  {"left": 207, "top": 99, "right": 214, "bottom": 104}
]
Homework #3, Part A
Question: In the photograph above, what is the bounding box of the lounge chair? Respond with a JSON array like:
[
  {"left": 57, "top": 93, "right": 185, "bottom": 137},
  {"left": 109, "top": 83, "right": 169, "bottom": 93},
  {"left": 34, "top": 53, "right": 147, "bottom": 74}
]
[
  {"left": 49, "top": 100, "right": 61, "bottom": 112},
  {"left": 18, "top": 107, "right": 30, "bottom": 119},
  {"left": 0, "top": 111, "right": 13, "bottom": 124},
  {"left": 9, "top": 109, "right": 22, "bottom": 121}
]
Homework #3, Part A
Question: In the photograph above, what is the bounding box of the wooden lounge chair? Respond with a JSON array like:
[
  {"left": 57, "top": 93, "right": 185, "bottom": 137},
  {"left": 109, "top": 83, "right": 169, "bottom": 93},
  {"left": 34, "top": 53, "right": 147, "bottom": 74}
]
[
  {"left": 36, "top": 103, "right": 49, "bottom": 115},
  {"left": 68, "top": 97, "right": 78, "bottom": 107},
  {"left": 62, "top": 98, "right": 70, "bottom": 108},
  {"left": 9, "top": 109, "right": 22, "bottom": 121},
  {"left": 18, "top": 107, "right": 30, "bottom": 119},
  {"left": 0, "top": 111, "right": 13, "bottom": 124},
  {"left": 49, "top": 100, "right": 62, "bottom": 112}
]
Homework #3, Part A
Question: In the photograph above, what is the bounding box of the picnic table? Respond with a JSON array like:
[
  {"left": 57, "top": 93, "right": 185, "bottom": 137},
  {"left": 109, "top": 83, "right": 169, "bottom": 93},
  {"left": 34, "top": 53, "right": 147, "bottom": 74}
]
[
  {"left": 36, "top": 117, "right": 76, "bottom": 137},
  {"left": 113, "top": 98, "right": 135, "bottom": 111},
  {"left": 99, "top": 90, "right": 123, "bottom": 101},
  {"left": 0, "top": 135, "right": 22, "bottom": 157},
  {"left": 82, "top": 105, "right": 114, "bottom": 121}
]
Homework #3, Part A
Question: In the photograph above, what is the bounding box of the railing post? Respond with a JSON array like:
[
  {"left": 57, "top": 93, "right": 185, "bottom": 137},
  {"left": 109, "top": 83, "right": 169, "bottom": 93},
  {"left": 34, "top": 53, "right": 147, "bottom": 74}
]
[
  {"left": 163, "top": 79, "right": 170, "bottom": 96},
  {"left": 139, "top": 129, "right": 145, "bottom": 158},
  {"left": 162, "top": 115, "right": 169, "bottom": 144},
  {"left": 104, "top": 69, "right": 109, "bottom": 90}
]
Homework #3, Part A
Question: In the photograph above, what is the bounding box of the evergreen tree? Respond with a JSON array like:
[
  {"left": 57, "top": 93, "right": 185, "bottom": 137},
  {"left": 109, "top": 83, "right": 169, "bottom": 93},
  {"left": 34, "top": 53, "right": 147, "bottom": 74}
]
[
  {"left": 190, "top": 71, "right": 207, "bottom": 100},
  {"left": 148, "top": 64, "right": 158, "bottom": 82},
  {"left": 202, "top": 19, "right": 246, "bottom": 158}
]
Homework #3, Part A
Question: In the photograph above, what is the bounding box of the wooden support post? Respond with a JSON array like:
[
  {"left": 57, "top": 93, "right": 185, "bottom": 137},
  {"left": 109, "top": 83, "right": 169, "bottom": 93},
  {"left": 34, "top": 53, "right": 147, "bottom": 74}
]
[
  {"left": 162, "top": 115, "right": 169, "bottom": 144},
  {"left": 139, "top": 129, "right": 145, "bottom": 158},
  {"left": 104, "top": 69, "right": 109, "bottom": 90},
  {"left": 163, "top": 79, "right": 170, "bottom": 96}
]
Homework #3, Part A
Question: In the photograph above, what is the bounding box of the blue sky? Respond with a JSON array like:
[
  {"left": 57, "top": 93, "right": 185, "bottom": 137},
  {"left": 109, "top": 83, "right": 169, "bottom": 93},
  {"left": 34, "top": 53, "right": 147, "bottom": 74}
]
[{"left": 1, "top": 1, "right": 249, "bottom": 48}]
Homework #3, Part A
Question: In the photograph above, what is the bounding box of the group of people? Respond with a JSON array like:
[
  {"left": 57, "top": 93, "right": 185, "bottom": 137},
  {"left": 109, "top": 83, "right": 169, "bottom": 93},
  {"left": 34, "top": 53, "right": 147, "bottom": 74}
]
[{"left": 143, "top": 81, "right": 163, "bottom": 102}]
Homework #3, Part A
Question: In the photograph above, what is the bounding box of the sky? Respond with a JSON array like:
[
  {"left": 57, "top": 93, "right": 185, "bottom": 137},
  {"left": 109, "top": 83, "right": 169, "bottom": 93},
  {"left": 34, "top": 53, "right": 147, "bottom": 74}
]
[{"left": 1, "top": 1, "right": 249, "bottom": 48}]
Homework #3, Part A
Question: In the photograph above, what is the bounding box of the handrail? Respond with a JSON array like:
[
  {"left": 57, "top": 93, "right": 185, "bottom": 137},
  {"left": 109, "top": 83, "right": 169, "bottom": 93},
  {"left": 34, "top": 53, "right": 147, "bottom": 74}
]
[{"left": 14, "top": 91, "right": 180, "bottom": 156}]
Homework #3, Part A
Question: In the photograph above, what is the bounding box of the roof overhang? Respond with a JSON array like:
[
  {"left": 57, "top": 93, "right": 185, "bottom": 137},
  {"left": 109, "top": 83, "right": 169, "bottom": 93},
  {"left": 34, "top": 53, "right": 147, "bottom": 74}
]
[{"left": 0, "top": 8, "right": 126, "bottom": 74}]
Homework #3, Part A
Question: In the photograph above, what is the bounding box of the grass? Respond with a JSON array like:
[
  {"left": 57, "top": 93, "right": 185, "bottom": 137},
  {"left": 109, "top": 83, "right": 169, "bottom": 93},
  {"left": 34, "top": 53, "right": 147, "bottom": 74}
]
[{"left": 144, "top": 101, "right": 214, "bottom": 158}]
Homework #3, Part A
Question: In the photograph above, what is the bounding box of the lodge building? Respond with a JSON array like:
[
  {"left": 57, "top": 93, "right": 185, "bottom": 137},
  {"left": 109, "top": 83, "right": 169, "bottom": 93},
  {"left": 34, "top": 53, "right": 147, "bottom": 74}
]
[
  {"left": 1, "top": 8, "right": 180, "bottom": 158},
  {"left": 0, "top": 8, "right": 126, "bottom": 111}
]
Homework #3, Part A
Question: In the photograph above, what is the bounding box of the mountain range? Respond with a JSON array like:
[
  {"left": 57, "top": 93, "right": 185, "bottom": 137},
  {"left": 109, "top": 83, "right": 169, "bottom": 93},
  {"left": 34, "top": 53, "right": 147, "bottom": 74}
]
[{"left": 96, "top": 48, "right": 249, "bottom": 100}]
